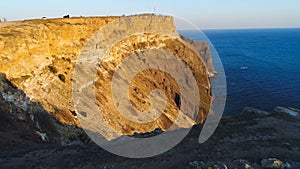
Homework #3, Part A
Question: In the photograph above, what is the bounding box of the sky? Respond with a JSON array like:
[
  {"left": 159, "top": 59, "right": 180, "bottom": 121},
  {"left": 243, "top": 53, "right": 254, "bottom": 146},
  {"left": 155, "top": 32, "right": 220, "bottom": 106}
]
[{"left": 1, "top": 0, "right": 300, "bottom": 29}]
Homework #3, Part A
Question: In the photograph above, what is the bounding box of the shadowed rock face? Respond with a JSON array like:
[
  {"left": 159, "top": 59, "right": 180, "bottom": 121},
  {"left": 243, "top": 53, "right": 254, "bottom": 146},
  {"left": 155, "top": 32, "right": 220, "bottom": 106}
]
[
  {"left": 0, "top": 15, "right": 214, "bottom": 137},
  {"left": 0, "top": 73, "right": 89, "bottom": 147}
]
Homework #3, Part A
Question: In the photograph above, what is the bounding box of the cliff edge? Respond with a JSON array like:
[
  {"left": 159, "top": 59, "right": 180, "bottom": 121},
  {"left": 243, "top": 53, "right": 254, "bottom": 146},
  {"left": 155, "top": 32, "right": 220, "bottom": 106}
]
[{"left": 0, "top": 15, "right": 214, "bottom": 139}]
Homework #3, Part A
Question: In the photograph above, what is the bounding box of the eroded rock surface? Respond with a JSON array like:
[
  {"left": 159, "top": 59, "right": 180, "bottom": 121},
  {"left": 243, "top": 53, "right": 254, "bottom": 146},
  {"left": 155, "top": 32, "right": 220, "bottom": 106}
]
[{"left": 0, "top": 15, "right": 214, "bottom": 137}]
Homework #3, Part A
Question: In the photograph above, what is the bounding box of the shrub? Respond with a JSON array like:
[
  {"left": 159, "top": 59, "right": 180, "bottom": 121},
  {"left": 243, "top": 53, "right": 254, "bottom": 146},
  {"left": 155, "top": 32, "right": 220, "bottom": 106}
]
[
  {"left": 58, "top": 74, "right": 66, "bottom": 82},
  {"left": 48, "top": 65, "right": 58, "bottom": 74}
]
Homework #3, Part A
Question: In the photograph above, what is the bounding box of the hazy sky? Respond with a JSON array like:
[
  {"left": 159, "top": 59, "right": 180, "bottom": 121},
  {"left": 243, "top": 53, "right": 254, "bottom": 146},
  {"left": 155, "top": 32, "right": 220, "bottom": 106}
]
[{"left": 1, "top": 0, "right": 300, "bottom": 29}]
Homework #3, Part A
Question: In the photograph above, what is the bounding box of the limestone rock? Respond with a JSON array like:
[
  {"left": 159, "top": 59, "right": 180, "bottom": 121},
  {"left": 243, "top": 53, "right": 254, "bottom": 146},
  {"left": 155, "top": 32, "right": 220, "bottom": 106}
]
[
  {"left": 212, "top": 163, "right": 228, "bottom": 169},
  {"left": 274, "top": 106, "right": 299, "bottom": 117},
  {"left": 0, "top": 15, "right": 214, "bottom": 138},
  {"left": 241, "top": 107, "right": 271, "bottom": 116},
  {"left": 0, "top": 73, "right": 86, "bottom": 146},
  {"left": 233, "top": 159, "right": 254, "bottom": 169},
  {"left": 189, "top": 161, "right": 205, "bottom": 168},
  {"left": 261, "top": 158, "right": 285, "bottom": 169}
]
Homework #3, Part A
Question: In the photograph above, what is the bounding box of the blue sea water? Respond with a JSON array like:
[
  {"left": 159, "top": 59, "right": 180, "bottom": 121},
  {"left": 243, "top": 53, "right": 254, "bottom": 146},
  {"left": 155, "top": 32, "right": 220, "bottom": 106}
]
[{"left": 179, "top": 29, "right": 300, "bottom": 115}]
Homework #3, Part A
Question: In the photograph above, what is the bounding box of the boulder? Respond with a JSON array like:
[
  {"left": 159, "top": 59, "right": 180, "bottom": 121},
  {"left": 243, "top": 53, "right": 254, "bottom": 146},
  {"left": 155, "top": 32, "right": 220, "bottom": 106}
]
[
  {"left": 261, "top": 158, "right": 286, "bottom": 169},
  {"left": 188, "top": 161, "right": 228, "bottom": 169},
  {"left": 274, "top": 106, "right": 299, "bottom": 117},
  {"left": 188, "top": 161, "right": 205, "bottom": 168},
  {"left": 233, "top": 159, "right": 254, "bottom": 169},
  {"left": 63, "top": 15, "right": 70, "bottom": 18},
  {"left": 241, "top": 107, "right": 271, "bottom": 117},
  {"left": 212, "top": 162, "right": 228, "bottom": 169}
]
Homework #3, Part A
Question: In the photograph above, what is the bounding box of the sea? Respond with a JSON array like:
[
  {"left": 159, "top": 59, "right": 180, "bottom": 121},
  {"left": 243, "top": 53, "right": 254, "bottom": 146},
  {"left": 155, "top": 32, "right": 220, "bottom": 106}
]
[{"left": 179, "top": 29, "right": 300, "bottom": 115}]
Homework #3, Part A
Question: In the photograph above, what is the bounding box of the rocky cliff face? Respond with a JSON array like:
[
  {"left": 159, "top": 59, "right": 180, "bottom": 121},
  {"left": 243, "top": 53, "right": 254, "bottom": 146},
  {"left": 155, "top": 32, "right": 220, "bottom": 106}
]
[
  {"left": 0, "top": 73, "right": 86, "bottom": 147},
  {"left": 0, "top": 16, "right": 119, "bottom": 126},
  {"left": 0, "top": 15, "right": 214, "bottom": 140}
]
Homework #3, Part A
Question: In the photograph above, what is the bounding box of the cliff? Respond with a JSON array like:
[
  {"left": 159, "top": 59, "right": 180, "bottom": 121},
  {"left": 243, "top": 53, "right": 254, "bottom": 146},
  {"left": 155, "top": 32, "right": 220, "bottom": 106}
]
[{"left": 0, "top": 15, "right": 214, "bottom": 140}]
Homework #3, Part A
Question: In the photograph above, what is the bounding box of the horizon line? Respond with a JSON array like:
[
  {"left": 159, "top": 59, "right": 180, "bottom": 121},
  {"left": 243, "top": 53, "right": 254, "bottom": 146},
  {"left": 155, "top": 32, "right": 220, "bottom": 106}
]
[
  {"left": 1, "top": 15, "right": 300, "bottom": 31},
  {"left": 178, "top": 26, "right": 300, "bottom": 31}
]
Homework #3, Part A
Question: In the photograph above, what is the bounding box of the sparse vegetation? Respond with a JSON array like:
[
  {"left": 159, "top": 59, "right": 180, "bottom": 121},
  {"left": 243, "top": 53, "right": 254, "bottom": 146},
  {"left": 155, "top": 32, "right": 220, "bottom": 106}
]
[
  {"left": 58, "top": 74, "right": 66, "bottom": 82},
  {"left": 0, "top": 32, "right": 18, "bottom": 37},
  {"left": 48, "top": 65, "right": 58, "bottom": 74},
  {"left": 62, "top": 57, "right": 71, "bottom": 63},
  {"left": 10, "top": 75, "right": 31, "bottom": 83}
]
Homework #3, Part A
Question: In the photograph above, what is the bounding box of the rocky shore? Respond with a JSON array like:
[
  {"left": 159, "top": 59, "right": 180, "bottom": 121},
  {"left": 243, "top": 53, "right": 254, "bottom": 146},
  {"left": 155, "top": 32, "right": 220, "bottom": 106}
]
[{"left": 186, "top": 106, "right": 300, "bottom": 169}]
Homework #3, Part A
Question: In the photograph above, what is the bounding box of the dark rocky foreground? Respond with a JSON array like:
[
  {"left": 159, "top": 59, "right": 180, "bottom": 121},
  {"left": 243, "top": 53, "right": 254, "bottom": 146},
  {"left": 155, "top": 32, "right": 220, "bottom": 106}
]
[
  {"left": 1, "top": 107, "right": 300, "bottom": 169},
  {"left": 1, "top": 73, "right": 300, "bottom": 169}
]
